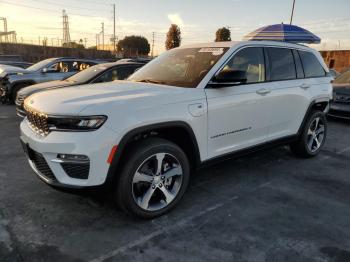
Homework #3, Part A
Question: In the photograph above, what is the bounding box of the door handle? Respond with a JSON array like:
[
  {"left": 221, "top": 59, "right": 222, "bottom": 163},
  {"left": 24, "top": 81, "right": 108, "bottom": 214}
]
[
  {"left": 300, "top": 83, "right": 310, "bottom": 89},
  {"left": 256, "top": 88, "right": 271, "bottom": 95}
]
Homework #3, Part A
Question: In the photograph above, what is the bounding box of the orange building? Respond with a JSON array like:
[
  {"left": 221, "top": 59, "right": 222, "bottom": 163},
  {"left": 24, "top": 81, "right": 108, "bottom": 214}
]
[{"left": 320, "top": 50, "right": 350, "bottom": 73}]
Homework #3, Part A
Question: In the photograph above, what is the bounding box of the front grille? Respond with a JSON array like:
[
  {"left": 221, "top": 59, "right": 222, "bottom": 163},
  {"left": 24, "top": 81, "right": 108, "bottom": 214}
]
[
  {"left": 24, "top": 104, "right": 50, "bottom": 136},
  {"left": 61, "top": 163, "right": 90, "bottom": 179},
  {"left": 30, "top": 149, "right": 57, "bottom": 181}
]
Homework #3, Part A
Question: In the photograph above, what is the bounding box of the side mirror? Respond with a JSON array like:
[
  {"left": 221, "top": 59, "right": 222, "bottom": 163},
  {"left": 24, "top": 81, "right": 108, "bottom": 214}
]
[
  {"left": 41, "top": 68, "right": 48, "bottom": 74},
  {"left": 209, "top": 69, "right": 247, "bottom": 87}
]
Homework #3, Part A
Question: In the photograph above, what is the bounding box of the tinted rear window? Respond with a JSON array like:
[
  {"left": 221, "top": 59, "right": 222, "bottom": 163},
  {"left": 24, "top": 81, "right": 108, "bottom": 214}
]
[
  {"left": 267, "top": 48, "right": 296, "bottom": 81},
  {"left": 299, "top": 51, "right": 326, "bottom": 78}
]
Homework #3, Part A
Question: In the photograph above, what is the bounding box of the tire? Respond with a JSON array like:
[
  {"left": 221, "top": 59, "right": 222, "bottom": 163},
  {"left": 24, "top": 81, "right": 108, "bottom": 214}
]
[
  {"left": 290, "top": 110, "right": 327, "bottom": 158},
  {"left": 115, "top": 137, "right": 190, "bottom": 219},
  {"left": 11, "top": 83, "right": 28, "bottom": 104}
]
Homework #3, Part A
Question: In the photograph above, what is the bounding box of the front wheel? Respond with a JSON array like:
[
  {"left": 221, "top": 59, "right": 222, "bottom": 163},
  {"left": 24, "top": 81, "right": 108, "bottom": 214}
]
[
  {"left": 290, "top": 110, "right": 327, "bottom": 158},
  {"left": 115, "top": 138, "right": 190, "bottom": 219}
]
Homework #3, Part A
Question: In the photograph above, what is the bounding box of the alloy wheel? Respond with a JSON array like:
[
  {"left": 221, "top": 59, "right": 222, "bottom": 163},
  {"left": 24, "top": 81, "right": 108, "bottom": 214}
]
[
  {"left": 132, "top": 153, "right": 183, "bottom": 211},
  {"left": 306, "top": 117, "right": 325, "bottom": 153}
]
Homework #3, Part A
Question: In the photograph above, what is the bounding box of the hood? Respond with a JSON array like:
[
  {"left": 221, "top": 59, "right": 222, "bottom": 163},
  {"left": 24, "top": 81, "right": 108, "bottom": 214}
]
[
  {"left": 25, "top": 81, "right": 204, "bottom": 115},
  {"left": 18, "top": 80, "right": 76, "bottom": 97},
  {"left": 0, "top": 64, "right": 29, "bottom": 78},
  {"left": 333, "top": 83, "right": 350, "bottom": 94}
]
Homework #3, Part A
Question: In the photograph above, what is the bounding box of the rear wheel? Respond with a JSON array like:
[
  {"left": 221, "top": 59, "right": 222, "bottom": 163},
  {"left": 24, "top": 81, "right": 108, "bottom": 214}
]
[
  {"left": 290, "top": 110, "right": 327, "bottom": 158},
  {"left": 115, "top": 138, "right": 190, "bottom": 219}
]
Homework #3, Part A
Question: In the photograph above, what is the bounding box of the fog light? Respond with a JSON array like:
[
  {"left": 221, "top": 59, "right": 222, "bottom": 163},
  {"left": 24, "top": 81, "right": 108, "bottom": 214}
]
[{"left": 57, "top": 154, "right": 89, "bottom": 162}]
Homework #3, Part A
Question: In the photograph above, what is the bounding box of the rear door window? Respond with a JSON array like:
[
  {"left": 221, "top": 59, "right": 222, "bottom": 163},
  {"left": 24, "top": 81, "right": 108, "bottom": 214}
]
[
  {"left": 298, "top": 51, "right": 326, "bottom": 78},
  {"left": 117, "top": 66, "right": 140, "bottom": 80},
  {"left": 266, "top": 48, "right": 296, "bottom": 81}
]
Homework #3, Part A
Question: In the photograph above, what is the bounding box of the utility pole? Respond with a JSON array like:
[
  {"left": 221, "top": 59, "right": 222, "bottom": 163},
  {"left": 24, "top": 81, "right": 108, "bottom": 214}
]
[
  {"left": 113, "top": 3, "right": 116, "bottom": 54},
  {"left": 96, "top": 34, "right": 99, "bottom": 49},
  {"left": 62, "top": 10, "right": 71, "bottom": 46},
  {"left": 84, "top": 38, "right": 87, "bottom": 48},
  {"left": 101, "top": 22, "right": 104, "bottom": 50},
  {"left": 151, "top": 32, "right": 155, "bottom": 58},
  {"left": 290, "top": 0, "right": 296, "bottom": 25}
]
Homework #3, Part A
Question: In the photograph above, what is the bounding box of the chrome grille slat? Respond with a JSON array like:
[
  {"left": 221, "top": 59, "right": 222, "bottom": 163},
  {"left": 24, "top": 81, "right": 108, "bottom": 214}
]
[{"left": 24, "top": 104, "right": 50, "bottom": 136}]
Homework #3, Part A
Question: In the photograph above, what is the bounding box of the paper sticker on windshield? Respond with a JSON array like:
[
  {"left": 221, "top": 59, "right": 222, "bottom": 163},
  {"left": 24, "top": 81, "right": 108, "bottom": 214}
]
[{"left": 199, "top": 48, "right": 224, "bottom": 56}]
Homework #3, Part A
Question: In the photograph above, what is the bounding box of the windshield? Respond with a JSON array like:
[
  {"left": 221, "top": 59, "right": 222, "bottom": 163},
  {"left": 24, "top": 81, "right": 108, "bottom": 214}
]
[
  {"left": 128, "top": 47, "right": 228, "bottom": 88},
  {"left": 26, "top": 58, "right": 56, "bottom": 71},
  {"left": 66, "top": 64, "right": 108, "bottom": 83},
  {"left": 334, "top": 70, "right": 350, "bottom": 84}
]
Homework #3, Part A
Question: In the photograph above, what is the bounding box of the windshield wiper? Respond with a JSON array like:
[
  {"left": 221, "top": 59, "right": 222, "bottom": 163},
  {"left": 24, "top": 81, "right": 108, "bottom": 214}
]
[{"left": 136, "top": 79, "right": 165, "bottom": 85}]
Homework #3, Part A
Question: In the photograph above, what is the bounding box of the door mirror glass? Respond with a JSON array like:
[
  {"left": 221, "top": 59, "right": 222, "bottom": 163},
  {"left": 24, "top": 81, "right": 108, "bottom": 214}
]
[{"left": 213, "top": 69, "right": 247, "bottom": 84}]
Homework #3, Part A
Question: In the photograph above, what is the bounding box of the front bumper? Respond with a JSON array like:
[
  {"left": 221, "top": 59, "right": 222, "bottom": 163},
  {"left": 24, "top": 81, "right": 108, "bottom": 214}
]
[
  {"left": 328, "top": 102, "right": 350, "bottom": 120},
  {"left": 20, "top": 119, "right": 119, "bottom": 188}
]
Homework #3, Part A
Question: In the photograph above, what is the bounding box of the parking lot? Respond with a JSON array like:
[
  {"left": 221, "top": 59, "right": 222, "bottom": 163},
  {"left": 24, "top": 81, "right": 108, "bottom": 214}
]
[{"left": 0, "top": 104, "right": 349, "bottom": 262}]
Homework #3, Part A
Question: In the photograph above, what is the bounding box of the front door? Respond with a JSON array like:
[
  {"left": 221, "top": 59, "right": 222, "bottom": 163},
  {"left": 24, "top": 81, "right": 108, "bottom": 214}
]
[{"left": 205, "top": 47, "right": 271, "bottom": 159}]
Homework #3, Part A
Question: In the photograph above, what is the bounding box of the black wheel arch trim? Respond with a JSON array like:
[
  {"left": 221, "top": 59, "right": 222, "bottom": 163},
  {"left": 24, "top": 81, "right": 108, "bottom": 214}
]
[
  {"left": 104, "top": 121, "right": 201, "bottom": 186},
  {"left": 297, "top": 99, "right": 329, "bottom": 136}
]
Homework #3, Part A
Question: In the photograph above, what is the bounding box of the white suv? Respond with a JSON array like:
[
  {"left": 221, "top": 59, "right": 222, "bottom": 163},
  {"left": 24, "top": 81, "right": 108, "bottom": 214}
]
[{"left": 20, "top": 41, "right": 332, "bottom": 218}]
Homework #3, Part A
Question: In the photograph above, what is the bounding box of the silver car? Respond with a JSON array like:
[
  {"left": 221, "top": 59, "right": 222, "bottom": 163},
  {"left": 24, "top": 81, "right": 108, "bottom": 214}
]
[{"left": 0, "top": 57, "right": 101, "bottom": 103}]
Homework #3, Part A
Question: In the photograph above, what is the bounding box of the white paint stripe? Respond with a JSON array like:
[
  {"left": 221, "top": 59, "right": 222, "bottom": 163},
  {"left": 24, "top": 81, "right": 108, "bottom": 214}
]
[
  {"left": 90, "top": 181, "right": 273, "bottom": 262},
  {"left": 89, "top": 203, "right": 224, "bottom": 262}
]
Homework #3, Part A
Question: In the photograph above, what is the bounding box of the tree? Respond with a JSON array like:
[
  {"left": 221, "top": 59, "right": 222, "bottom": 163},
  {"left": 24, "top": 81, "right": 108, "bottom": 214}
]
[
  {"left": 165, "top": 24, "right": 181, "bottom": 50},
  {"left": 215, "top": 27, "right": 231, "bottom": 42},
  {"left": 117, "top": 35, "right": 150, "bottom": 57}
]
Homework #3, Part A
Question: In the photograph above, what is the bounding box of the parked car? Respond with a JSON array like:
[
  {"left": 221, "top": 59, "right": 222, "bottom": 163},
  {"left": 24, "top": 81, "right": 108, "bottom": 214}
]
[
  {"left": 329, "top": 69, "right": 340, "bottom": 79},
  {"left": 20, "top": 41, "right": 332, "bottom": 218},
  {"left": 0, "top": 55, "right": 33, "bottom": 69},
  {"left": 16, "top": 61, "right": 147, "bottom": 117},
  {"left": 0, "top": 57, "right": 101, "bottom": 103},
  {"left": 328, "top": 70, "right": 350, "bottom": 119},
  {"left": 118, "top": 58, "right": 152, "bottom": 64}
]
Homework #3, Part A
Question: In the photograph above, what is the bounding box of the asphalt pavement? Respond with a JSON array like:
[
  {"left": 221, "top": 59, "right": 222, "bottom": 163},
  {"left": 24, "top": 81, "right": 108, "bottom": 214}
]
[{"left": 1, "top": 104, "right": 350, "bottom": 262}]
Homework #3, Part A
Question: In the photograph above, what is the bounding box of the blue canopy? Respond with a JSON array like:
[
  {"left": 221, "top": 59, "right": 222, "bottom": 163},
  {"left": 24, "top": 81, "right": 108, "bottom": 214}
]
[{"left": 243, "top": 24, "right": 321, "bottom": 44}]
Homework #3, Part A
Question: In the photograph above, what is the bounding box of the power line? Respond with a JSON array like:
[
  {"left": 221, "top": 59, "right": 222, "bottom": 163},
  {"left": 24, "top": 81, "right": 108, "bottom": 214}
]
[
  {"left": 25, "top": 0, "right": 109, "bottom": 12},
  {"left": 0, "top": 0, "right": 105, "bottom": 18}
]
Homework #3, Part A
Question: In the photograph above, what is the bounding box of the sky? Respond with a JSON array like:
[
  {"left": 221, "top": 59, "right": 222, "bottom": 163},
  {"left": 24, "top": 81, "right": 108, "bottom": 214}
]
[{"left": 1, "top": 0, "right": 350, "bottom": 55}]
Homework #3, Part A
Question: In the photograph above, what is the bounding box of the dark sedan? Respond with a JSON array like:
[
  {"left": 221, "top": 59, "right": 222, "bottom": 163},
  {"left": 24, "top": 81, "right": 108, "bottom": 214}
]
[
  {"left": 328, "top": 70, "right": 350, "bottom": 120},
  {"left": 16, "top": 61, "right": 146, "bottom": 117}
]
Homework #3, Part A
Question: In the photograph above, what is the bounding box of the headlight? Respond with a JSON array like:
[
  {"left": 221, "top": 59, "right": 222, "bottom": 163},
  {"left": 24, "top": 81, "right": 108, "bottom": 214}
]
[{"left": 47, "top": 115, "right": 107, "bottom": 131}]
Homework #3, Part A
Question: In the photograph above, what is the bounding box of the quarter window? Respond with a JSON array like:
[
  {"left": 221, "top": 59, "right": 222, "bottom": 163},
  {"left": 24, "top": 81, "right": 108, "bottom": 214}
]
[
  {"left": 299, "top": 51, "right": 326, "bottom": 78},
  {"left": 266, "top": 48, "right": 296, "bottom": 81},
  {"left": 222, "top": 47, "right": 265, "bottom": 84}
]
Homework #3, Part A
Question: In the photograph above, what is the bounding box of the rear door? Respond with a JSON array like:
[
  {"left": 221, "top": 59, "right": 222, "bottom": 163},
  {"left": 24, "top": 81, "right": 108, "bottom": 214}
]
[{"left": 264, "top": 47, "right": 310, "bottom": 139}]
